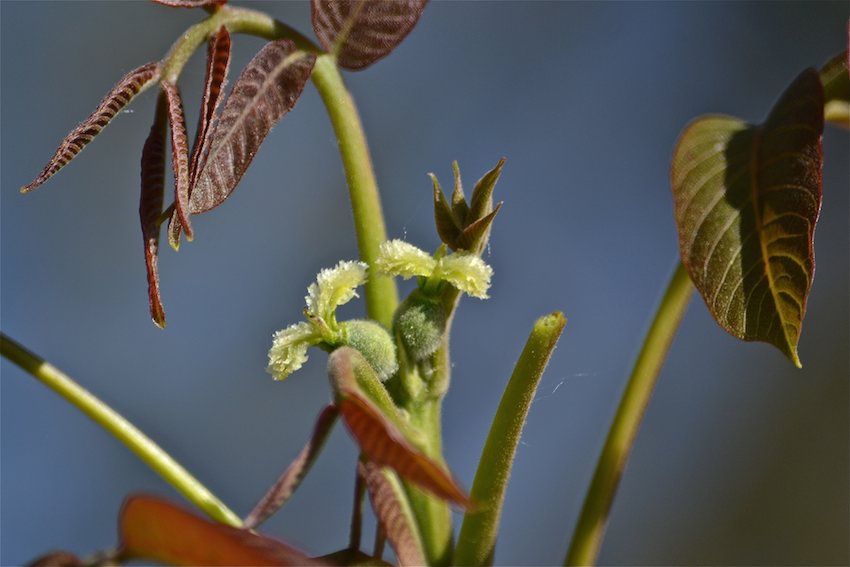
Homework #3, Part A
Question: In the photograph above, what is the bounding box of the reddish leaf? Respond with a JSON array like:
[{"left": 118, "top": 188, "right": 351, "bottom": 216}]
[
  {"left": 169, "top": 26, "right": 233, "bottom": 246},
  {"left": 119, "top": 494, "right": 318, "bottom": 566},
  {"left": 152, "top": 0, "right": 227, "bottom": 7},
  {"left": 316, "top": 548, "right": 392, "bottom": 566},
  {"left": 139, "top": 92, "right": 169, "bottom": 328},
  {"left": 358, "top": 461, "right": 425, "bottom": 567},
  {"left": 26, "top": 551, "right": 84, "bottom": 567},
  {"left": 244, "top": 404, "right": 339, "bottom": 529},
  {"left": 161, "top": 80, "right": 193, "bottom": 241},
  {"left": 339, "top": 390, "right": 471, "bottom": 508},
  {"left": 190, "top": 41, "right": 316, "bottom": 214},
  {"left": 311, "top": 0, "right": 427, "bottom": 70},
  {"left": 22, "top": 62, "right": 160, "bottom": 192}
]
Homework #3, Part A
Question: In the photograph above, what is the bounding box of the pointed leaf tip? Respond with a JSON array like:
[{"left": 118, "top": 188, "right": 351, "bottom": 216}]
[
  {"left": 190, "top": 41, "right": 316, "bottom": 214},
  {"left": 22, "top": 62, "right": 160, "bottom": 193},
  {"left": 671, "top": 68, "right": 823, "bottom": 366},
  {"left": 311, "top": 0, "right": 428, "bottom": 70}
]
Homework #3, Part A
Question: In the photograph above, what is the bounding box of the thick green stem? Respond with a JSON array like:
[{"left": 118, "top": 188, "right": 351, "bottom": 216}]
[
  {"left": 565, "top": 262, "right": 693, "bottom": 566},
  {"left": 310, "top": 55, "right": 398, "bottom": 328},
  {"left": 0, "top": 333, "right": 242, "bottom": 527},
  {"left": 455, "top": 312, "right": 567, "bottom": 566}
]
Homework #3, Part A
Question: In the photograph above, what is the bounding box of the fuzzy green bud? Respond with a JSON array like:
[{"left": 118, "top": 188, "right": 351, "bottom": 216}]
[
  {"left": 339, "top": 319, "right": 399, "bottom": 381},
  {"left": 394, "top": 290, "right": 447, "bottom": 361}
]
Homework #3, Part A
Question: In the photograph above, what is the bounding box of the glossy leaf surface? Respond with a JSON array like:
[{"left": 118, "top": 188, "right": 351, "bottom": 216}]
[
  {"left": 311, "top": 0, "right": 427, "bottom": 70},
  {"left": 120, "top": 494, "right": 316, "bottom": 566},
  {"left": 244, "top": 404, "right": 338, "bottom": 528},
  {"left": 22, "top": 62, "right": 160, "bottom": 192},
  {"left": 820, "top": 49, "right": 849, "bottom": 127},
  {"left": 139, "top": 92, "right": 169, "bottom": 328},
  {"left": 190, "top": 40, "right": 316, "bottom": 214},
  {"left": 358, "top": 461, "right": 425, "bottom": 567},
  {"left": 162, "top": 80, "right": 194, "bottom": 241},
  {"left": 671, "top": 69, "right": 824, "bottom": 366}
]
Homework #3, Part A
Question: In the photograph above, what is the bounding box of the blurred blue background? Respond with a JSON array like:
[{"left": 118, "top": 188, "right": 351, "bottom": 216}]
[{"left": 2, "top": 2, "right": 847, "bottom": 565}]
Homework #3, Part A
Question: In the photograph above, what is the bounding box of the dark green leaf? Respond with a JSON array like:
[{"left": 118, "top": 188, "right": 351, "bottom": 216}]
[
  {"left": 190, "top": 41, "right": 316, "bottom": 214},
  {"left": 139, "top": 92, "right": 169, "bottom": 329},
  {"left": 311, "top": 0, "right": 427, "bottom": 70},
  {"left": 671, "top": 68, "right": 824, "bottom": 367},
  {"left": 22, "top": 62, "right": 160, "bottom": 193},
  {"left": 244, "top": 404, "right": 338, "bottom": 529}
]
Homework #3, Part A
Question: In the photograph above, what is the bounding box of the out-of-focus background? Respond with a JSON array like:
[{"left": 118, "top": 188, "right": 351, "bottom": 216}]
[{"left": 2, "top": 2, "right": 847, "bottom": 565}]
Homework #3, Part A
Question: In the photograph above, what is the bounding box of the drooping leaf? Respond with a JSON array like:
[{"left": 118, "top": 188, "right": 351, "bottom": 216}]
[
  {"left": 119, "top": 494, "right": 318, "bottom": 566},
  {"left": 169, "top": 26, "right": 233, "bottom": 248},
  {"left": 311, "top": 0, "right": 427, "bottom": 70},
  {"left": 152, "top": 0, "right": 227, "bottom": 7},
  {"left": 244, "top": 404, "right": 339, "bottom": 529},
  {"left": 189, "top": 41, "right": 316, "bottom": 214},
  {"left": 339, "top": 389, "right": 470, "bottom": 508},
  {"left": 820, "top": 49, "right": 849, "bottom": 127},
  {"left": 671, "top": 68, "right": 824, "bottom": 367},
  {"left": 139, "top": 92, "right": 169, "bottom": 328},
  {"left": 22, "top": 62, "right": 160, "bottom": 193},
  {"left": 161, "top": 80, "right": 194, "bottom": 241},
  {"left": 358, "top": 461, "right": 426, "bottom": 567}
]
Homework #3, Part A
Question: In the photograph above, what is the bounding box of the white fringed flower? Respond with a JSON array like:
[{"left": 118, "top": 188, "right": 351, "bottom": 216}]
[
  {"left": 267, "top": 322, "right": 321, "bottom": 381},
  {"left": 305, "top": 260, "right": 368, "bottom": 323},
  {"left": 436, "top": 253, "right": 493, "bottom": 299},
  {"left": 375, "top": 240, "right": 436, "bottom": 279}
]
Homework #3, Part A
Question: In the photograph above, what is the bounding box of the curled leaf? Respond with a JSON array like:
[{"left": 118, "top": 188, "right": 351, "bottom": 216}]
[
  {"left": 22, "top": 62, "right": 160, "bottom": 192},
  {"left": 311, "top": 0, "right": 427, "bottom": 70},
  {"left": 120, "top": 494, "right": 317, "bottom": 566},
  {"left": 139, "top": 92, "right": 169, "bottom": 328},
  {"left": 358, "top": 461, "right": 425, "bottom": 567},
  {"left": 161, "top": 80, "right": 193, "bottom": 241},
  {"left": 244, "top": 404, "right": 339, "bottom": 528},
  {"left": 671, "top": 68, "right": 824, "bottom": 367},
  {"left": 190, "top": 41, "right": 316, "bottom": 214}
]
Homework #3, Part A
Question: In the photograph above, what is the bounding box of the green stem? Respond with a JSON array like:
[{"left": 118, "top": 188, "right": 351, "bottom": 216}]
[
  {"left": 564, "top": 262, "right": 693, "bottom": 566},
  {"left": 310, "top": 54, "right": 398, "bottom": 328},
  {"left": 0, "top": 333, "right": 242, "bottom": 528},
  {"left": 160, "top": 6, "right": 398, "bottom": 328},
  {"left": 454, "top": 312, "right": 567, "bottom": 566}
]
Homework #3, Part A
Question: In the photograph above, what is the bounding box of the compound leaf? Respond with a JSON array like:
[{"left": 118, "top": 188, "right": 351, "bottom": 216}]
[
  {"left": 311, "top": 0, "right": 427, "bottom": 70},
  {"left": 119, "top": 494, "right": 317, "bottom": 566},
  {"left": 671, "top": 68, "right": 824, "bottom": 367},
  {"left": 22, "top": 62, "right": 160, "bottom": 192},
  {"left": 190, "top": 41, "right": 316, "bottom": 214},
  {"left": 139, "top": 92, "right": 169, "bottom": 328},
  {"left": 161, "top": 80, "right": 193, "bottom": 241}
]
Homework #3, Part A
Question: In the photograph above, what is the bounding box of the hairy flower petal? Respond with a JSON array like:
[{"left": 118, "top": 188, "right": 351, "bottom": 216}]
[
  {"left": 437, "top": 254, "right": 493, "bottom": 299},
  {"left": 375, "top": 239, "right": 436, "bottom": 279},
  {"left": 305, "top": 260, "right": 368, "bottom": 322},
  {"left": 267, "top": 322, "right": 321, "bottom": 381}
]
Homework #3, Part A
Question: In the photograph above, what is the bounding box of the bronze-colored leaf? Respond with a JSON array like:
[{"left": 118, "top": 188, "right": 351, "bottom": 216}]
[
  {"left": 161, "top": 80, "right": 193, "bottom": 241},
  {"left": 671, "top": 68, "right": 824, "bottom": 367},
  {"left": 152, "top": 0, "right": 227, "bottom": 7},
  {"left": 339, "top": 390, "right": 470, "bottom": 508},
  {"left": 190, "top": 41, "right": 316, "bottom": 214},
  {"left": 431, "top": 173, "right": 462, "bottom": 249},
  {"left": 468, "top": 157, "right": 505, "bottom": 221},
  {"left": 244, "top": 404, "right": 339, "bottom": 529},
  {"left": 317, "top": 548, "right": 392, "bottom": 567},
  {"left": 358, "top": 461, "right": 425, "bottom": 567},
  {"left": 140, "top": 92, "right": 169, "bottom": 328},
  {"left": 456, "top": 201, "right": 502, "bottom": 252},
  {"left": 119, "top": 494, "right": 318, "bottom": 566},
  {"left": 311, "top": 0, "right": 427, "bottom": 71},
  {"left": 22, "top": 62, "right": 160, "bottom": 193},
  {"left": 820, "top": 49, "right": 849, "bottom": 127},
  {"left": 450, "top": 160, "right": 469, "bottom": 222},
  {"left": 26, "top": 551, "right": 84, "bottom": 567}
]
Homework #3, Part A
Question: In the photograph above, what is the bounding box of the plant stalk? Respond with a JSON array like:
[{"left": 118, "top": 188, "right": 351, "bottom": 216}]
[
  {"left": 0, "top": 333, "right": 242, "bottom": 527},
  {"left": 454, "top": 312, "right": 567, "bottom": 566},
  {"left": 564, "top": 262, "right": 693, "bottom": 566}
]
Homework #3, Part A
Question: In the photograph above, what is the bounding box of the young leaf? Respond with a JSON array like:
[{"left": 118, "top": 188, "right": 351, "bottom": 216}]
[
  {"left": 316, "top": 548, "right": 392, "bottom": 566},
  {"left": 139, "top": 92, "right": 169, "bottom": 329},
  {"left": 152, "top": 0, "right": 227, "bottom": 7},
  {"left": 339, "top": 388, "right": 470, "bottom": 508},
  {"left": 189, "top": 41, "right": 316, "bottom": 214},
  {"left": 358, "top": 461, "right": 426, "bottom": 567},
  {"left": 161, "top": 80, "right": 194, "bottom": 241},
  {"left": 671, "top": 68, "right": 824, "bottom": 367},
  {"left": 169, "top": 26, "right": 233, "bottom": 247},
  {"left": 22, "top": 62, "right": 160, "bottom": 193},
  {"left": 244, "top": 404, "right": 339, "bottom": 529},
  {"left": 820, "top": 49, "right": 849, "bottom": 128},
  {"left": 26, "top": 551, "right": 84, "bottom": 567},
  {"left": 311, "top": 0, "right": 427, "bottom": 70},
  {"left": 119, "top": 494, "right": 318, "bottom": 566}
]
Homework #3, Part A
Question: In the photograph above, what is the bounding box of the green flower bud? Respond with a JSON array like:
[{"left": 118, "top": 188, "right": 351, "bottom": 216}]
[
  {"left": 394, "top": 290, "right": 447, "bottom": 361},
  {"left": 339, "top": 319, "right": 398, "bottom": 381}
]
